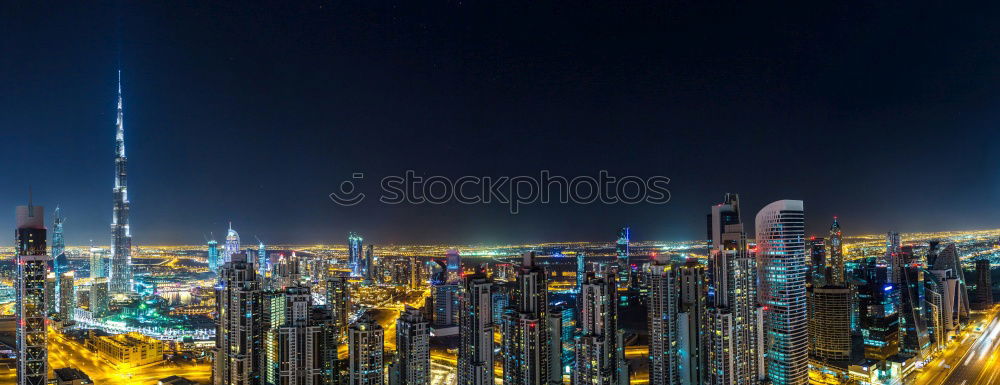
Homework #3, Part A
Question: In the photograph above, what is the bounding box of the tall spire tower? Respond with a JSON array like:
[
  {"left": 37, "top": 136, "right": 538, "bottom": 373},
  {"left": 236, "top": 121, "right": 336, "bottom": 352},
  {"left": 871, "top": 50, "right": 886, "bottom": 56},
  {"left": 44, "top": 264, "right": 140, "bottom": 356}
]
[{"left": 109, "top": 70, "right": 133, "bottom": 295}]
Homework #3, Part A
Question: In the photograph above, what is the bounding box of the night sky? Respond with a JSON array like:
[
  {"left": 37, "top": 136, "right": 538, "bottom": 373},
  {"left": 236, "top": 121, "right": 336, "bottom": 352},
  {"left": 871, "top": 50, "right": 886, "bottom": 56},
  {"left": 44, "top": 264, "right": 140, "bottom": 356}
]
[{"left": 3, "top": 1, "right": 1000, "bottom": 245}]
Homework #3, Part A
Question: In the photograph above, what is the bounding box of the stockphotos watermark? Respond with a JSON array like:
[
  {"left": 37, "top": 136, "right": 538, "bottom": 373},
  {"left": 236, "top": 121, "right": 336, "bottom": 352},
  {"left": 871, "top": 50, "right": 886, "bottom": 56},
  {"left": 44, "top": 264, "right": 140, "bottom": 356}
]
[{"left": 329, "top": 170, "right": 671, "bottom": 214}]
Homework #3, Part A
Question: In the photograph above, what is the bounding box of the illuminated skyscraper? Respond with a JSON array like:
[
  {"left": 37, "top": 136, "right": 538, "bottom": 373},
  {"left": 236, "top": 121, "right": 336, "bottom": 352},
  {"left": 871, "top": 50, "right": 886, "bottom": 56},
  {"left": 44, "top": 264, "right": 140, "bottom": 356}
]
[
  {"left": 348, "top": 314, "right": 385, "bottom": 385},
  {"left": 223, "top": 223, "right": 240, "bottom": 264},
  {"left": 857, "top": 265, "right": 899, "bottom": 361},
  {"left": 257, "top": 238, "right": 268, "bottom": 276},
  {"left": 90, "top": 278, "right": 110, "bottom": 318},
  {"left": 501, "top": 252, "right": 556, "bottom": 385},
  {"left": 807, "top": 237, "right": 826, "bottom": 287},
  {"left": 109, "top": 71, "right": 133, "bottom": 296},
  {"left": 15, "top": 203, "right": 50, "bottom": 385},
  {"left": 826, "top": 218, "right": 845, "bottom": 286},
  {"left": 898, "top": 266, "right": 930, "bottom": 357},
  {"left": 214, "top": 252, "right": 264, "bottom": 385},
  {"left": 326, "top": 274, "right": 351, "bottom": 339},
  {"left": 275, "top": 286, "right": 327, "bottom": 385},
  {"left": 348, "top": 233, "right": 363, "bottom": 278},
  {"left": 59, "top": 271, "right": 75, "bottom": 321},
  {"left": 974, "top": 259, "right": 993, "bottom": 309},
  {"left": 615, "top": 227, "right": 630, "bottom": 306},
  {"left": 927, "top": 242, "right": 970, "bottom": 329},
  {"left": 446, "top": 248, "right": 461, "bottom": 282},
  {"left": 647, "top": 254, "right": 679, "bottom": 385},
  {"left": 677, "top": 260, "right": 705, "bottom": 385},
  {"left": 576, "top": 252, "right": 586, "bottom": 293},
  {"left": 574, "top": 273, "right": 624, "bottom": 385},
  {"left": 808, "top": 285, "right": 851, "bottom": 361},
  {"left": 89, "top": 242, "right": 106, "bottom": 279},
  {"left": 704, "top": 194, "right": 763, "bottom": 385},
  {"left": 391, "top": 306, "right": 429, "bottom": 385},
  {"left": 885, "top": 232, "right": 902, "bottom": 283},
  {"left": 208, "top": 236, "right": 220, "bottom": 273},
  {"left": 52, "top": 206, "right": 65, "bottom": 272},
  {"left": 364, "top": 244, "right": 375, "bottom": 283},
  {"left": 755, "top": 199, "right": 808, "bottom": 385},
  {"left": 45, "top": 273, "right": 56, "bottom": 316},
  {"left": 458, "top": 271, "right": 493, "bottom": 385}
]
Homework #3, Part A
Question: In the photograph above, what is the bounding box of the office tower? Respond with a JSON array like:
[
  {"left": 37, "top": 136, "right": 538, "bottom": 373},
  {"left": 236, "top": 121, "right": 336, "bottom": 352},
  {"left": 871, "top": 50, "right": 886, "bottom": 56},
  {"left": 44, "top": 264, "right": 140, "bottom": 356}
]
[
  {"left": 491, "top": 292, "right": 509, "bottom": 326},
  {"left": 808, "top": 285, "right": 851, "bottom": 361},
  {"left": 45, "top": 272, "right": 56, "bottom": 316},
  {"left": 576, "top": 253, "right": 586, "bottom": 293},
  {"left": 311, "top": 307, "right": 342, "bottom": 385},
  {"left": 349, "top": 314, "right": 385, "bottom": 385},
  {"left": 15, "top": 203, "right": 50, "bottom": 385},
  {"left": 432, "top": 282, "right": 460, "bottom": 329},
  {"left": 257, "top": 239, "right": 268, "bottom": 276},
  {"left": 923, "top": 277, "right": 945, "bottom": 349},
  {"left": 857, "top": 265, "right": 899, "bottom": 361},
  {"left": 574, "top": 273, "right": 624, "bottom": 385},
  {"left": 552, "top": 304, "right": 575, "bottom": 376},
  {"left": 214, "top": 252, "right": 264, "bottom": 385},
  {"left": 223, "top": 223, "right": 241, "bottom": 264},
  {"left": 409, "top": 256, "right": 418, "bottom": 289},
  {"left": 501, "top": 252, "right": 555, "bottom": 385},
  {"left": 898, "top": 266, "right": 930, "bottom": 357},
  {"left": 325, "top": 274, "right": 351, "bottom": 339},
  {"left": 546, "top": 309, "right": 564, "bottom": 384},
  {"left": 885, "top": 232, "right": 903, "bottom": 283},
  {"left": 208, "top": 236, "right": 221, "bottom": 273},
  {"left": 91, "top": 278, "right": 110, "bottom": 318},
  {"left": 446, "top": 248, "right": 461, "bottom": 282},
  {"left": 458, "top": 271, "right": 494, "bottom": 385},
  {"left": 974, "top": 259, "right": 992, "bottom": 309},
  {"left": 826, "top": 218, "right": 845, "bottom": 286},
  {"left": 109, "top": 71, "right": 133, "bottom": 296},
  {"left": 704, "top": 194, "right": 763, "bottom": 385},
  {"left": 808, "top": 237, "right": 826, "bottom": 287},
  {"left": 263, "top": 290, "right": 285, "bottom": 385},
  {"left": 755, "top": 199, "right": 808, "bottom": 385},
  {"left": 677, "top": 260, "right": 705, "bottom": 385},
  {"left": 348, "top": 233, "right": 363, "bottom": 278},
  {"left": 392, "top": 307, "right": 429, "bottom": 385},
  {"left": 616, "top": 227, "right": 630, "bottom": 306},
  {"left": 647, "top": 254, "right": 679, "bottom": 385},
  {"left": 59, "top": 271, "right": 75, "bottom": 321},
  {"left": 273, "top": 286, "right": 327, "bottom": 385},
  {"left": 89, "top": 243, "right": 107, "bottom": 279},
  {"left": 365, "top": 244, "right": 375, "bottom": 283},
  {"left": 927, "top": 243, "right": 970, "bottom": 329},
  {"left": 52, "top": 206, "right": 65, "bottom": 272}
]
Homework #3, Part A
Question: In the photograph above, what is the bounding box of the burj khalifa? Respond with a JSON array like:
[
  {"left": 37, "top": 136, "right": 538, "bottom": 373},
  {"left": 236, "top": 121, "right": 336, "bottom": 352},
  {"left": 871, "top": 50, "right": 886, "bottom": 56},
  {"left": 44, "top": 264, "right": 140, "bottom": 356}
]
[{"left": 109, "top": 71, "right": 133, "bottom": 295}]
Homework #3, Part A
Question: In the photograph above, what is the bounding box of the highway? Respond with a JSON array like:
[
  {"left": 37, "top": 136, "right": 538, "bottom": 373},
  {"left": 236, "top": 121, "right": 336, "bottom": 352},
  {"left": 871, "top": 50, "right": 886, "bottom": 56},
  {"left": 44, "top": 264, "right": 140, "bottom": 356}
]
[
  {"left": 912, "top": 306, "right": 1000, "bottom": 385},
  {"left": 940, "top": 305, "right": 1000, "bottom": 385}
]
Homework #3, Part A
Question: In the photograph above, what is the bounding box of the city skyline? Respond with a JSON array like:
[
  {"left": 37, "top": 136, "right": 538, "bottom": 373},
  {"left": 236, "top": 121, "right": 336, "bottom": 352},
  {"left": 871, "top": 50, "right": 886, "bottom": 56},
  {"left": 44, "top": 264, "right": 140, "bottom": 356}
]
[{"left": 4, "top": 3, "right": 1000, "bottom": 384}]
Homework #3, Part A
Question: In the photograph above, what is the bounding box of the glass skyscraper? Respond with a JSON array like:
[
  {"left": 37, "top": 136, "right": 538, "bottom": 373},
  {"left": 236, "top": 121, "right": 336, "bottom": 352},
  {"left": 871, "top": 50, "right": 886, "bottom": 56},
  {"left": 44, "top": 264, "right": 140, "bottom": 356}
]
[{"left": 755, "top": 199, "right": 808, "bottom": 385}]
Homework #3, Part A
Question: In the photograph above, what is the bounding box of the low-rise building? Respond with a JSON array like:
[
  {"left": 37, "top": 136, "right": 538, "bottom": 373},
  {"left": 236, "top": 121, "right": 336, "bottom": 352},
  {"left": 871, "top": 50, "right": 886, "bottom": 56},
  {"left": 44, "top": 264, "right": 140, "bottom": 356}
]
[{"left": 88, "top": 331, "right": 165, "bottom": 369}]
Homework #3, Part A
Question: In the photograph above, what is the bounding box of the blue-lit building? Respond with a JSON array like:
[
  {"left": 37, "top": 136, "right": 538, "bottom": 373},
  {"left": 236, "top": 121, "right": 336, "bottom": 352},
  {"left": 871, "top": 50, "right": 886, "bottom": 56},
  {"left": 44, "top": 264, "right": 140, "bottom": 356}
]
[
  {"left": 615, "top": 227, "right": 630, "bottom": 307},
  {"left": 858, "top": 265, "right": 900, "bottom": 361},
  {"left": 755, "top": 199, "right": 808, "bottom": 385},
  {"left": 51, "top": 206, "right": 65, "bottom": 274},
  {"left": 207, "top": 237, "right": 220, "bottom": 273},
  {"left": 348, "top": 232, "right": 363, "bottom": 277}
]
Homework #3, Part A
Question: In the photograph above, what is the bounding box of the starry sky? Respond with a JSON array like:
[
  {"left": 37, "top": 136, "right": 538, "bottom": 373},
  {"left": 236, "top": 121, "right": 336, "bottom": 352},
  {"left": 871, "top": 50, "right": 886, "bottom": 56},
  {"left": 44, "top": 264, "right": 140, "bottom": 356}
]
[{"left": 2, "top": 1, "right": 1000, "bottom": 245}]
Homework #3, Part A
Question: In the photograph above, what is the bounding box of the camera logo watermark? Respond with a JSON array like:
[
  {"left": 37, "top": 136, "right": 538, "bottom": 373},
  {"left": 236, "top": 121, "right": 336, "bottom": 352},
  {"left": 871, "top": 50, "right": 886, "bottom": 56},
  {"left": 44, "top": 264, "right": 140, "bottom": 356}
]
[{"left": 329, "top": 170, "right": 670, "bottom": 214}]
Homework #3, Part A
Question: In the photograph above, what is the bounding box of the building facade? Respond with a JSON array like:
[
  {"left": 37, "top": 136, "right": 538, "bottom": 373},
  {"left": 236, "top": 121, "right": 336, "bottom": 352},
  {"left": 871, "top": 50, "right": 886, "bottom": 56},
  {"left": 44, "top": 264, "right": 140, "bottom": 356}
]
[
  {"left": 755, "top": 199, "right": 808, "bottom": 385},
  {"left": 109, "top": 72, "right": 133, "bottom": 295},
  {"left": 15, "top": 204, "right": 50, "bottom": 385}
]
